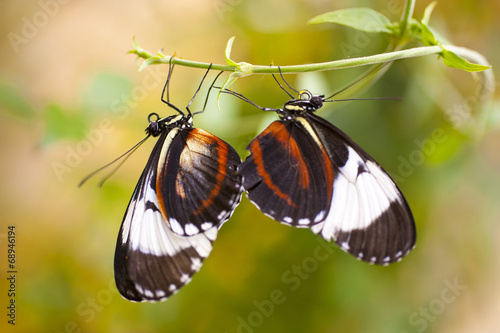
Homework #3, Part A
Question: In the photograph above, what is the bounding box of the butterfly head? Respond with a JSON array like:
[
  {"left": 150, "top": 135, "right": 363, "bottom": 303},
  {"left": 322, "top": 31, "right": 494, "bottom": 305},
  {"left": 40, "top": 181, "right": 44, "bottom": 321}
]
[
  {"left": 145, "top": 113, "right": 193, "bottom": 137},
  {"left": 281, "top": 90, "right": 325, "bottom": 119}
]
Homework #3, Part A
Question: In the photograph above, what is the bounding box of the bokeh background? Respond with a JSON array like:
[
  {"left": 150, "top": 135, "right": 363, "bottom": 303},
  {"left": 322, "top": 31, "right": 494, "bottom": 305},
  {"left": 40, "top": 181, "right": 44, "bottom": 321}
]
[{"left": 1, "top": 0, "right": 499, "bottom": 332}]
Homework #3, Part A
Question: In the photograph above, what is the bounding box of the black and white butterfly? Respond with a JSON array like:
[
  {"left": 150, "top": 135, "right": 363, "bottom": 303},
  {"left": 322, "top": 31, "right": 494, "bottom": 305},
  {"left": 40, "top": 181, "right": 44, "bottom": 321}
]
[
  {"left": 223, "top": 72, "right": 416, "bottom": 265},
  {"left": 97, "top": 65, "right": 243, "bottom": 302}
]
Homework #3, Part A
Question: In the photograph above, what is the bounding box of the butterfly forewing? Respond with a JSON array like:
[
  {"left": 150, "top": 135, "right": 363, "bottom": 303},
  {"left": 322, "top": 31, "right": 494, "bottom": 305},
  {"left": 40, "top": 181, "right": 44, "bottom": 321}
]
[
  {"left": 156, "top": 128, "right": 242, "bottom": 236},
  {"left": 306, "top": 113, "right": 416, "bottom": 264},
  {"left": 115, "top": 125, "right": 242, "bottom": 302},
  {"left": 239, "top": 120, "right": 334, "bottom": 226}
]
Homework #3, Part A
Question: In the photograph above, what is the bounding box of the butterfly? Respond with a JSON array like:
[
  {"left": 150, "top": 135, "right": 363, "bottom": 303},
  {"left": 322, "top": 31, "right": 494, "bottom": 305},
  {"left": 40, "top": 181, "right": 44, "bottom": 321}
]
[
  {"left": 83, "top": 64, "right": 243, "bottom": 302},
  {"left": 223, "top": 71, "right": 416, "bottom": 265}
]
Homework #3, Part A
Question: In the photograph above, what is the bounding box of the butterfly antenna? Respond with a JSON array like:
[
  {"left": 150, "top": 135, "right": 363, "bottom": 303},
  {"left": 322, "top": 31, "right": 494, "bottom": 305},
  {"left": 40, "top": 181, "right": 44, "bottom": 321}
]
[
  {"left": 194, "top": 69, "right": 224, "bottom": 116},
  {"left": 187, "top": 64, "right": 213, "bottom": 116},
  {"left": 78, "top": 135, "right": 150, "bottom": 187},
  {"left": 219, "top": 87, "right": 280, "bottom": 112},
  {"left": 277, "top": 66, "right": 300, "bottom": 96},
  {"left": 161, "top": 56, "right": 174, "bottom": 104},
  {"left": 216, "top": 62, "right": 280, "bottom": 112},
  {"left": 324, "top": 62, "right": 392, "bottom": 101},
  {"left": 161, "top": 56, "right": 184, "bottom": 115},
  {"left": 270, "top": 66, "right": 295, "bottom": 99},
  {"left": 323, "top": 96, "right": 403, "bottom": 104}
]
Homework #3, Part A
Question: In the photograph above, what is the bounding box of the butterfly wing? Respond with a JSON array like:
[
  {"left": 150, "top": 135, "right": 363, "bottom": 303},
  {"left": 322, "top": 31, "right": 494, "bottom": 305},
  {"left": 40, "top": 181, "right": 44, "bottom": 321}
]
[
  {"left": 307, "top": 113, "right": 416, "bottom": 265},
  {"left": 114, "top": 127, "right": 242, "bottom": 302},
  {"left": 239, "top": 120, "right": 334, "bottom": 226},
  {"left": 157, "top": 127, "right": 243, "bottom": 235}
]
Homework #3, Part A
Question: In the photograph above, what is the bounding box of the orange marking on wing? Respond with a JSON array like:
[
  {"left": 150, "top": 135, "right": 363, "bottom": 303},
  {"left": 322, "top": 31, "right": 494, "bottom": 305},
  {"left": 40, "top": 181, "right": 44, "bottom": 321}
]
[
  {"left": 156, "top": 170, "right": 168, "bottom": 221},
  {"left": 175, "top": 172, "right": 186, "bottom": 199},
  {"left": 154, "top": 133, "right": 169, "bottom": 221},
  {"left": 260, "top": 122, "right": 310, "bottom": 190},
  {"left": 250, "top": 123, "right": 298, "bottom": 208},
  {"left": 189, "top": 130, "right": 228, "bottom": 216},
  {"left": 319, "top": 146, "right": 334, "bottom": 201}
]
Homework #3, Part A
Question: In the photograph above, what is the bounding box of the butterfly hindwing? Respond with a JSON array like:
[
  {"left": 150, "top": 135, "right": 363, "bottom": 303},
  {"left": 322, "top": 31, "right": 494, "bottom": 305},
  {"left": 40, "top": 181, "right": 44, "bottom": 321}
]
[
  {"left": 239, "top": 120, "right": 334, "bottom": 227},
  {"left": 306, "top": 113, "right": 416, "bottom": 264},
  {"left": 115, "top": 126, "right": 242, "bottom": 302}
]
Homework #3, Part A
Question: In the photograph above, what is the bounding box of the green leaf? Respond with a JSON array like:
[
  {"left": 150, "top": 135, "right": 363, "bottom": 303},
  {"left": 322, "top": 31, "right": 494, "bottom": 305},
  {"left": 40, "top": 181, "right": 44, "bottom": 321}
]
[
  {"left": 408, "top": 18, "right": 422, "bottom": 37},
  {"left": 308, "top": 8, "right": 393, "bottom": 34},
  {"left": 422, "top": 1, "right": 438, "bottom": 25},
  {"left": 138, "top": 55, "right": 165, "bottom": 71},
  {"left": 128, "top": 36, "right": 153, "bottom": 58},
  {"left": 420, "top": 22, "right": 438, "bottom": 46},
  {"left": 219, "top": 36, "right": 252, "bottom": 105},
  {"left": 131, "top": 36, "right": 140, "bottom": 52},
  {"left": 440, "top": 48, "right": 492, "bottom": 72},
  {"left": 129, "top": 37, "right": 157, "bottom": 70},
  {"left": 225, "top": 36, "right": 239, "bottom": 67}
]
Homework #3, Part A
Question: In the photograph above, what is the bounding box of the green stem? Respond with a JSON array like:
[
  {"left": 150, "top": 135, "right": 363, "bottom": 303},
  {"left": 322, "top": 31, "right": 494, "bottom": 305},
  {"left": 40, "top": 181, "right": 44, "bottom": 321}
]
[
  {"left": 399, "top": 0, "right": 415, "bottom": 40},
  {"left": 132, "top": 45, "right": 444, "bottom": 75},
  {"left": 250, "top": 46, "right": 442, "bottom": 73},
  {"left": 155, "top": 57, "right": 235, "bottom": 72}
]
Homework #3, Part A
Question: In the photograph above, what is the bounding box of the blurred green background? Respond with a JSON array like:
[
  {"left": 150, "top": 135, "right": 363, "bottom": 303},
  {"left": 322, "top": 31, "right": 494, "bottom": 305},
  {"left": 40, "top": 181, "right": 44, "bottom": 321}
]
[{"left": 1, "top": 0, "right": 499, "bottom": 332}]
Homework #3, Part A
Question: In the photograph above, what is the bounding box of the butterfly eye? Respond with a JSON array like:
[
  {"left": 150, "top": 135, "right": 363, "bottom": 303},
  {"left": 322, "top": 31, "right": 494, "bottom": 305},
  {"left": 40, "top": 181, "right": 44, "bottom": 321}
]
[{"left": 146, "top": 113, "right": 162, "bottom": 137}]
